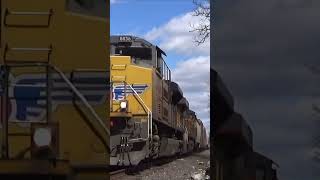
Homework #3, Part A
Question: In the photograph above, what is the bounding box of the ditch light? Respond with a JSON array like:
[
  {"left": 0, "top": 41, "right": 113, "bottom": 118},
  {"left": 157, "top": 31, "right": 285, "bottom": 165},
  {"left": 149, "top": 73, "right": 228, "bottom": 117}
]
[
  {"left": 31, "top": 123, "right": 58, "bottom": 159},
  {"left": 120, "top": 100, "right": 128, "bottom": 112}
]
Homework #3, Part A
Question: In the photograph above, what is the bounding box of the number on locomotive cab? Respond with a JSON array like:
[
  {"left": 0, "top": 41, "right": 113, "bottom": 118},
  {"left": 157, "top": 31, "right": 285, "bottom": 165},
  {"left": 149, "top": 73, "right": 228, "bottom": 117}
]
[{"left": 119, "top": 36, "right": 132, "bottom": 42}]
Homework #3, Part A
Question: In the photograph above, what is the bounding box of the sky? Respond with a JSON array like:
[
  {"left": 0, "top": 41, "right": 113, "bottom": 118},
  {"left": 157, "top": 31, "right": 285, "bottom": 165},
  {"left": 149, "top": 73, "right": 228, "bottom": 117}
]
[
  {"left": 111, "top": 0, "right": 210, "bottom": 131},
  {"left": 214, "top": 0, "right": 320, "bottom": 179}
]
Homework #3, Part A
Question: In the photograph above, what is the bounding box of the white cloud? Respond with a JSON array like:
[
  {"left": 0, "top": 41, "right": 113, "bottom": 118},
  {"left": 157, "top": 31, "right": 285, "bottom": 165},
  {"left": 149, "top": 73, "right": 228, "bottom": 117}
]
[
  {"left": 142, "top": 10, "right": 210, "bottom": 132},
  {"left": 111, "top": 0, "right": 121, "bottom": 4},
  {"left": 172, "top": 56, "right": 210, "bottom": 131},
  {"left": 144, "top": 11, "right": 210, "bottom": 56}
]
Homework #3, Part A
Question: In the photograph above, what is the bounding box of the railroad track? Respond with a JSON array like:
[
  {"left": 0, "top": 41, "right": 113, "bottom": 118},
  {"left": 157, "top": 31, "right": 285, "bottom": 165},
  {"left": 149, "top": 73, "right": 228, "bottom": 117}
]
[
  {"left": 110, "top": 169, "right": 126, "bottom": 179},
  {"left": 109, "top": 154, "right": 192, "bottom": 179}
]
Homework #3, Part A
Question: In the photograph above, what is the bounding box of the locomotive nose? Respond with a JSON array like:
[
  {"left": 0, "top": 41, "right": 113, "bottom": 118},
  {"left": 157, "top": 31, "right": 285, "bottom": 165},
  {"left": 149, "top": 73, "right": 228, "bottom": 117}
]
[{"left": 110, "top": 134, "right": 148, "bottom": 166}]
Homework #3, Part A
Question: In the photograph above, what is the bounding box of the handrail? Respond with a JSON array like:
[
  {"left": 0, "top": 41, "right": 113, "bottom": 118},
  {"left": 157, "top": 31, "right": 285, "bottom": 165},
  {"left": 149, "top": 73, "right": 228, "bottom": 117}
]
[
  {"left": 9, "top": 48, "right": 52, "bottom": 51},
  {"left": 71, "top": 69, "right": 108, "bottom": 72},
  {"left": 10, "top": 84, "right": 46, "bottom": 87},
  {"left": 4, "top": 8, "right": 54, "bottom": 28},
  {"left": 4, "top": 44, "right": 53, "bottom": 64},
  {"left": 126, "top": 83, "right": 152, "bottom": 140},
  {"left": 111, "top": 81, "right": 152, "bottom": 141},
  {"left": 51, "top": 65, "right": 110, "bottom": 139},
  {"left": 3, "top": 64, "right": 109, "bottom": 156},
  {"left": 7, "top": 11, "right": 53, "bottom": 16}
]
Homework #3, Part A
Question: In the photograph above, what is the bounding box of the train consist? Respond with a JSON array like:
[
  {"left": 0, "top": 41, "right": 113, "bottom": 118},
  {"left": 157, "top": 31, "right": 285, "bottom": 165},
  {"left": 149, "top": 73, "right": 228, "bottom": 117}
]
[
  {"left": 0, "top": 1, "right": 108, "bottom": 179},
  {"left": 212, "top": 69, "right": 279, "bottom": 180},
  {"left": 110, "top": 35, "right": 208, "bottom": 167}
]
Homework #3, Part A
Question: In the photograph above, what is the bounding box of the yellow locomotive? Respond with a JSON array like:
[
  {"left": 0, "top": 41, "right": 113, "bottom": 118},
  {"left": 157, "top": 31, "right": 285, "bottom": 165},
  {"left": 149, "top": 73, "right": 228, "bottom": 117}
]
[
  {"left": 0, "top": 0, "right": 108, "bottom": 179},
  {"left": 110, "top": 35, "right": 208, "bottom": 167}
]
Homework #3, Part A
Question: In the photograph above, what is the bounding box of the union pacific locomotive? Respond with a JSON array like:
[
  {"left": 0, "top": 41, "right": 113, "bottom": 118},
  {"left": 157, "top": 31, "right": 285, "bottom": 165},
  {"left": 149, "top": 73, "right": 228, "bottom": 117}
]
[
  {"left": 0, "top": 0, "right": 108, "bottom": 179},
  {"left": 110, "top": 35, "right": 208, "bottom": 167}
]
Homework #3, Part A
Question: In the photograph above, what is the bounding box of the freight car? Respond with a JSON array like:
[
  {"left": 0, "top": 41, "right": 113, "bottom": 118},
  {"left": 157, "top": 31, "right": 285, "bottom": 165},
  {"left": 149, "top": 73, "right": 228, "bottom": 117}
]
[
  {"left": 185, "top": 110, "right": 197, "bottom": 153},
  {"left": 0, "top": 0, "right": 108, "bottom": 179},
  {"left": 196, "top": 119, "right": 208, "bottom": 151},
  {"left": 195, "top": 119, "right": 202, "bottom": 151},
  {"left": 110, "top": 35, "right": 208, "bottom": 167},
  {"left": 253, "top": 152, "right": 279, "bottom": 180},
  {"left": 212, "top": 69, "right": 278, "bottom": 180}
]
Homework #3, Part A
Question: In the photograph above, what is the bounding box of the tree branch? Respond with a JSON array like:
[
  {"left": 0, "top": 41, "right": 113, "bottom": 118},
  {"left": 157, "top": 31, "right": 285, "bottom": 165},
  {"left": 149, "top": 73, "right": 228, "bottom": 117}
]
[{"left": 190, "top": 0, "right": 210, "bottom": 45}]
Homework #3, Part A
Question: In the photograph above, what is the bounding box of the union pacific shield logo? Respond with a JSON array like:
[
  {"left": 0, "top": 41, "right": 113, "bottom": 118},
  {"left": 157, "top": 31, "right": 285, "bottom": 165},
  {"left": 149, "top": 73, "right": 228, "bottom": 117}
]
[
  {"left": 0, "top": 72, "right": 108, "bottom": 122},
  {"left": 112, "top": 84, "right": 148, "bottom": 101}
]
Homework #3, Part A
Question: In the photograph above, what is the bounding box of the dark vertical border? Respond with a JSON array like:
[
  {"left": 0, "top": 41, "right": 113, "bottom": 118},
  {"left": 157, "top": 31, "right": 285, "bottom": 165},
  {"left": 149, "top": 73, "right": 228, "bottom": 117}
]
[
  {"left": 0, "top": 0, "right": 2, "bottom": 48},
  {"left": 106, "top": 0, "right": 110, "bottom": 179},
  {"left": 210, "top": 0, "right": 214, "bottom": 179}
]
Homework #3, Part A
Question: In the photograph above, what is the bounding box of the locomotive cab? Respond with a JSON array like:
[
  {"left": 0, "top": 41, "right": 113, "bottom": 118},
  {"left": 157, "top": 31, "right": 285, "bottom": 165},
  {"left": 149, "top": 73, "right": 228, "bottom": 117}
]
[{"left": 110, "top": 36, "right": 165, "bottom": 68}]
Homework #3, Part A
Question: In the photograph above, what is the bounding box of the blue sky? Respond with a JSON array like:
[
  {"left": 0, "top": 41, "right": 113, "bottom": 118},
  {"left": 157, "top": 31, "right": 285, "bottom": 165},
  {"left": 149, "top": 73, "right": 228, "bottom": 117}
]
[
  {"left": 111, "top": 1, "right": 194, "bottom": 33},
  {"left": 111, "top": 0, "right": 210, "bottom": 131},
  {"left": 111, "top": 0, "right": 195, "bottom": 68}
]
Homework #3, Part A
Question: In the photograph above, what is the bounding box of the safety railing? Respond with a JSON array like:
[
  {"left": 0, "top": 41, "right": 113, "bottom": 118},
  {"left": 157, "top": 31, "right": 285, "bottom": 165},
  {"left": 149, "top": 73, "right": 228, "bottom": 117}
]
[
  {"left": 6, "top": 66, "right": 109, "bottom": 137},
  {"left": 0, "top": 63, "right": 109, "bottom": 157},
  {"left": 52, "top": 65, "right": 109, "bottom": 140},
  {"left": 69, "top": 69, "right": 109, "bottom": 150},
  {"left": 161, "top": 58, "right": 171, "bottom": 81},
  {"left": 110, "top": 81, "right": 152, "bottom": 141},
  {"left": 126, "top": 83, "right": 152, "bottom": 141}
]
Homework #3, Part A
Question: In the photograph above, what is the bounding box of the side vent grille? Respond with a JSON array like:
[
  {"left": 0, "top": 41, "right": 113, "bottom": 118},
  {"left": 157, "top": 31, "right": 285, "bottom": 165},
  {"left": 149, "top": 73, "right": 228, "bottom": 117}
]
[
  {"left": 158, "top": 102, "right": 161, "bottom": 115},
  {"left": 163, "top": 108, "right": 168, "bottom": 117}
]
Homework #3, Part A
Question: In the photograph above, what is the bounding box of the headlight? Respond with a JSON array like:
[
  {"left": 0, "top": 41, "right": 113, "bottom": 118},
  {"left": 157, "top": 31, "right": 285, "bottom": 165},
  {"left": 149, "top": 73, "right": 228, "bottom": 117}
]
[
  {"left": 120, "top": 101, "right": 127, "bottom": 109},
  {"left": 33, "top": 128, "right": 52, "bottom": 147}
]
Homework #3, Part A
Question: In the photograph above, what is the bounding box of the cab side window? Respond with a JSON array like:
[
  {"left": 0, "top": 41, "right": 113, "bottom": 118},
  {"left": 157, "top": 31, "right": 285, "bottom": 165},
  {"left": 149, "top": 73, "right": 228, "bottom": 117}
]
[
  {"left": 66, "top": 0, "right": 107, "bottom": 18},
  {"left": 156, "top": 54, "right": 171, "bottom": 81},
  {"left": 156, "top": 55, "right": 163, "bottom": 74},
  {"left": 114, "top": 46, "right": 153, "bottom": 68}
]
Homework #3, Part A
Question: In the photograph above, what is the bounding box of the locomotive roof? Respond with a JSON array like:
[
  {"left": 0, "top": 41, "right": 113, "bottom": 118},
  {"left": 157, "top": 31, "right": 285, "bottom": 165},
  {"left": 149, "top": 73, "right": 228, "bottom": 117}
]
[
  {"left": 254, "top": 152, "right": 279, "bottom": 168},
  {"left": 212, "top": 68, "right": 234, "bottom": 110},
  {"left": 170, "top": 81, "right": 183, "bottom": 96},
  {"left": 110, "top": 35, "right": 166, "bottom": 56},
  {"left": 170, "top": 81, "right": 184, "bottom": 104},
  {"left": 178, "top": 97, "right": 189, "bottom": 108},
  {"left": 187, "top": 109, "right": 196, "bottom": 117},
  {"left": 196, "top": 118, "right": 203, "bottom": 124}
]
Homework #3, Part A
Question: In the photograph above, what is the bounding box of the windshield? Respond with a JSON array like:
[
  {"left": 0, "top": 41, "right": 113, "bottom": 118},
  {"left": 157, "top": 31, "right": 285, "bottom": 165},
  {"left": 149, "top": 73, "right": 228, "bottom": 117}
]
[{"left": 115, "top": 47, "right": 153, "bottom": 66}]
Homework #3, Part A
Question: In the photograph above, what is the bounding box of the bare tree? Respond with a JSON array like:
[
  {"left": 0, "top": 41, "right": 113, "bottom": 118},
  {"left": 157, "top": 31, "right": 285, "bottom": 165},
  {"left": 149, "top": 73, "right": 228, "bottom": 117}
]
[{"left": 190, "top": 0, "right": 210, "bottom": 45}]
